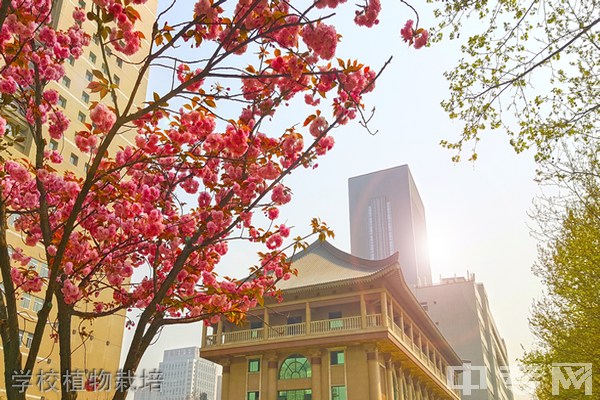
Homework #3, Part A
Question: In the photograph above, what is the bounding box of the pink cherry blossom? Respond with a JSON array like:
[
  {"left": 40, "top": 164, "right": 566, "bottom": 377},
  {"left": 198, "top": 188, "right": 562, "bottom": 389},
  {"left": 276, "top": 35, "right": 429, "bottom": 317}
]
[
  {"left": 0, "top": 117, "right": 6, "bottom": 137},
  {"left": 309, "top": 116, "right": 328, "bottom": 137},
  {"left": 401, "top": 20, "right": 414, "bottom": 42},
  {"left": 302, "top": 23, "right": 338, "bottom": 60},
  {"left": 90, "top": 103, "right": 116, "bottom": 133},
  {"left": 354, "top": 0, "right": 381, "bottom": 27},
  {"left": 414, "top": 30, "right": 429, "bottom": 49}
]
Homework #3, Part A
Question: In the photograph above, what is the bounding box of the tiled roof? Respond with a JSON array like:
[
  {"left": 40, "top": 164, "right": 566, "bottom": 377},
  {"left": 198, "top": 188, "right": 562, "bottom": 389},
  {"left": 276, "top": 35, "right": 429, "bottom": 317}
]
[{"left": 276, "top": 240, "right": 399, "bottom": 290}]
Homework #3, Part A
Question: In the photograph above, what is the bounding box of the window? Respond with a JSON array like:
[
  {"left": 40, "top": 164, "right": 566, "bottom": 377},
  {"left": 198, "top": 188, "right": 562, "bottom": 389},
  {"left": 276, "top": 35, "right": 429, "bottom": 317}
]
[
  {"left": 331, "top": 386, "right": 347, "bottom": 400},
  {"left": 101, "top": 63, "right": 108, "bottom": 74},
  {"left": 330, "top": 351, "right": 344, "bottom": 366},
  {"left": 62, "top": 76, "right": 71, "bottom": 88},
  {"left": 70, "top": 153, "right": 79, "bottom": 166},
  {"left": 8, "top": 213, "right": 19, "bottom": 226},
  {"left": 89, "top": 52, "right": 97, "bottom": 63},
  {"left": 20, "top": 294, "right": 31, "bottom": 309},
  {"left": 78, "top": 0, "right": 86, "bottom": 8},
  {"left": 250, "top": 321, "right": 263, "bottom": 330},
  {"left": 81, "top": 92, "right": 89, "bottom": 103},
  {"left": 19, "top": 331, "right": 33, "bottom": 348},
  {"left": 68, "top": 56, "right": 75, "bottom": 65},
  {"left": 58, "top": 96, "right": 67, "bottom": 108},
  {"left": 277, "top": 390, "right": 312, "bottom": 400},
  {"left": 7, "top": 123, "right": 32, "bottom": 154},
  {"left": 32, "top": 297, "right": 44, "bottom": 313},
  {"left": 287, "top": 316, "right": 302, "bottom": 325},
  {"left": 78, "top": 112, "right": 86, "bottom": 123},
  {"left": 49, "top": 139, "right": 58, "bottom": 150},
  {"left": 279, "top": 355, "right": 311, "bottom": 379},
  {"left": 247, "top": 392, "right": 259, "bottom": 400},
  {"left": 86, "top": 70, "right": 93, "bottom": 81},
  {"left": 328, "top": 311, "right": 343, "bottom": 329},
  {"left": 39, "top": 263, "right": 49, "bottom": 278},
  {"left": 248, "top": 359, "right": 260, "bottom": 373},
  {"left": 113, "top": 74, "right": 120, "bottom": 85},
  {"left": 250, "top": 321, "right": 263, "bottom": 339},
  {"left": 116, "top": 57, "right": 123, "bottom": 68}
]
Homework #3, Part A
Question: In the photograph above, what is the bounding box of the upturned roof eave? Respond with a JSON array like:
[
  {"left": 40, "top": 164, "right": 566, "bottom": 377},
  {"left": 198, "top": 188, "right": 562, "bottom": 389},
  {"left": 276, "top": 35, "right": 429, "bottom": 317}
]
[{"left": 278, "top": 262, "right": 398, "bottom": 294}]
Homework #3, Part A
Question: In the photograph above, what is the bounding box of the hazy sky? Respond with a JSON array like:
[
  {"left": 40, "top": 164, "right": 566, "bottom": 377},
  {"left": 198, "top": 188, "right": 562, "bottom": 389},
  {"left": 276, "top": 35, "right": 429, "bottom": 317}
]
[{"left": 122, "top": 1, "right": 544, "bottom": 398}]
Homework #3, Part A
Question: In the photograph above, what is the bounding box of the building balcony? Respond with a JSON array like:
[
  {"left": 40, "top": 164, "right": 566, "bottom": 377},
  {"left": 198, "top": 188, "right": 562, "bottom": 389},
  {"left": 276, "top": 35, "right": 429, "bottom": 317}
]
[{"left": 204, "top": 313, "right": 454, "bottom": 394}]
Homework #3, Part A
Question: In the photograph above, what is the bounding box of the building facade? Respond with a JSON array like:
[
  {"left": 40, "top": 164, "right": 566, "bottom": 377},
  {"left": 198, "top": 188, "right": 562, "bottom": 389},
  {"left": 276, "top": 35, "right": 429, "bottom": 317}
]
[
  {"left": 415, "top": 276, "right": 514, "bottom": 400},
  {"left": 134, "top": 347, "right": 222, "bottom": 400},
  {"left": 348, "top": 165, "right": 432, "bottom": 288},
  {"left": 201, "top": 241, "right": 462, "bottom": 400},
  {"left": 1, "top": 0, "right": 157, "bottom": 397}
]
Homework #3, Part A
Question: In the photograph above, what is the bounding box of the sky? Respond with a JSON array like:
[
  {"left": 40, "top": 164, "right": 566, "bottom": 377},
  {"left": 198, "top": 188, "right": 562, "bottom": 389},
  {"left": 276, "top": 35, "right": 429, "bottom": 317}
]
[{"left": 121, "top": 1, "right": 545, "bottom": 398}]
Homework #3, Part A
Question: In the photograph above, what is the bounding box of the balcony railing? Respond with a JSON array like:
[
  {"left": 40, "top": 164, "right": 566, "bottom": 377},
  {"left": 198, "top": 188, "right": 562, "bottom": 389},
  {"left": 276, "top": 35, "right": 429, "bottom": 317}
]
[
  {"left": 387, "top": 319, "right": 450, "bottom": 386},
  {"left": 269, "top": 322, "right": 306, "bottom": 338},
  {"left": 205, "top": 314, "right": 382, "bottom": 348}
]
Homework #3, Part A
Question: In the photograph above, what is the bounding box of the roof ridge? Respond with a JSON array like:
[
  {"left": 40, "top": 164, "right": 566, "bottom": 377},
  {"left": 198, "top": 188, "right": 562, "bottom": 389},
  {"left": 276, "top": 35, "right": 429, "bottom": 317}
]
[
  {"left": 318, "top": 240, "right": 399, "bottom": 270},
  {"left": 290, "top": 239, "right": 399, "bottom": 269}
]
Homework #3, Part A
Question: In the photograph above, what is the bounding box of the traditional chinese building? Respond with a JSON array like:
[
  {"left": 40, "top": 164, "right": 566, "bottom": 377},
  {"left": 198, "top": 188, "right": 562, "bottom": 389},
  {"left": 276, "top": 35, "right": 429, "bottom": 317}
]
[{"left": 200, "top": 241, "right": 462, "bottom": 400}]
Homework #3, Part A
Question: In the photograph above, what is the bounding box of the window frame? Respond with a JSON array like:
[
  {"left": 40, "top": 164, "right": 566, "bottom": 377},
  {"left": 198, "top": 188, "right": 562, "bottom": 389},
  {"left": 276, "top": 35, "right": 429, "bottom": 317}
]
[
  {"left": 32, "top": 297, "right": 44, "bottom": 313},
  {"left": 20, "top": 294, "right": 31, "bottom": 309},
  {"left": 328, "top": 311, "right": 343, "bottom": 329},
  {"left": 248, "top": 359, "right": 260, "bottom": 373},
  {"left": 279, "top": 354, "right": 311, "bottom": 380},
  {"left": 331, "top": 386, "right": 347, "bottom": 400},
  {"left": 69, "top": 153, "right": 79, "bottom": 166},
  {"left": 330, "top": 350, "right": 345, "bottom": 366}
]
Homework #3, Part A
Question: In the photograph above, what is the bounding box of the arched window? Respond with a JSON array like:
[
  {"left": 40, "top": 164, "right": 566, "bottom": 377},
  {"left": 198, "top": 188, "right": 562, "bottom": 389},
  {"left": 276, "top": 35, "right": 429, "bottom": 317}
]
[{"left": 279, "top": 354, "right": 312, "bottom": 379}]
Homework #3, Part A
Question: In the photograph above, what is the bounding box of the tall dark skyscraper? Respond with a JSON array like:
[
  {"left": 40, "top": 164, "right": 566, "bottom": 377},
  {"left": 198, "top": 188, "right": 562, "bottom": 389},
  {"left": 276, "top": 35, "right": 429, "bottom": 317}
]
[{"left": 348, "top": 165, "right": 432, "bottom": 287}]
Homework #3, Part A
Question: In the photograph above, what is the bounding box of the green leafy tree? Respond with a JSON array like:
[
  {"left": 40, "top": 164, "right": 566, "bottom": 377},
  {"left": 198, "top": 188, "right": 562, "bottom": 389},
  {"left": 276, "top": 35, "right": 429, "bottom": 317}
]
[
  {"left": 521, "top": 148, "right": 600, "bottom": 399},
  {"left": 433, "top": 0, "right": 599, "bottom": 161}
]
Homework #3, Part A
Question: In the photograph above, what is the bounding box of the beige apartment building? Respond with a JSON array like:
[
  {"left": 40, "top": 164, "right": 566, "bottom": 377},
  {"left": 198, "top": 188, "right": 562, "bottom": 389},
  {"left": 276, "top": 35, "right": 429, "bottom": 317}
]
[
  {"left": 201, "top": 241, "right": 463, "bottom": 400},
  {"left": 1, "top": 0, "right": 157, "bottom": 398}
]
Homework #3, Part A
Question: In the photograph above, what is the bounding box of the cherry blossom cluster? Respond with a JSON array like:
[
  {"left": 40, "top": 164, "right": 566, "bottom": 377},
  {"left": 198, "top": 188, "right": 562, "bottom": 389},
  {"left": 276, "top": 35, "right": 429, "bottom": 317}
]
[
  {"left": 94, "top": 0, "right": 149, "bottom": 55},
  {"left": 0, "top": 3, "right": 89, "bottom": 143},
  {"left": 0, "top": 0, "right": 428, "bottom": 336},
  {"left": 302, "top": 23, "right": 338, "bottom": 60},
  {"left": 354, "top": 0, "right": 382, "bottom": 27},
  {"left": 401, "top": 19, "right": 429, "bottom": 49}
]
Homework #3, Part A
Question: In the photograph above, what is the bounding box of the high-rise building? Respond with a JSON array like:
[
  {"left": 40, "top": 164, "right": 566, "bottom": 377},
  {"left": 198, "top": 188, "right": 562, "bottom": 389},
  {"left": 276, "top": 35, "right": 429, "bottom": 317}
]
[
  {"left": 415, "top": 276, "right": 514, "bottom": 400},
  {"left": 133, "top": 347, "right": 223, "bottom": 400},
  {"left": 348, "top": 165, "right": 432, "bottom": 287},
  {"left": 201, "top": 240, "right": 463, "bottom": 400},
  {"left": 1, "top": 1, "right": 157, "bottom": 397}
]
